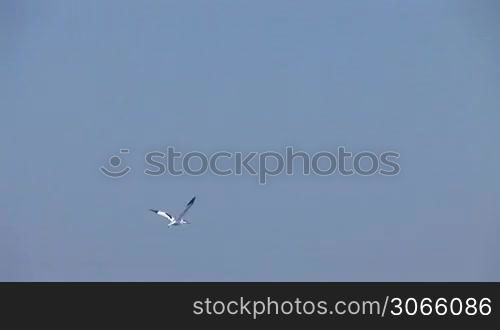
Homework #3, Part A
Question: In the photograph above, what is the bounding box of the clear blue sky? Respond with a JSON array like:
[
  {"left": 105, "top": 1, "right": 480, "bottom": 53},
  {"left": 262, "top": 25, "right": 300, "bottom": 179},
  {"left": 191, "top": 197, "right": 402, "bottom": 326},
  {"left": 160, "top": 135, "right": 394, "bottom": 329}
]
[{"left": 1, "top": 0, "right": 499, "bottom": 281}]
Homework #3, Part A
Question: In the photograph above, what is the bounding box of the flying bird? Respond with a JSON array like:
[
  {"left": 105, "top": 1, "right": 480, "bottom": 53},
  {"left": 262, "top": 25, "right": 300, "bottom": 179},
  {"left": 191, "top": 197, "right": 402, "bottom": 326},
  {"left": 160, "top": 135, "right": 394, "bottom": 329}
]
[{"left": 149, "top": 196, "right": 196, "bottom": 227}]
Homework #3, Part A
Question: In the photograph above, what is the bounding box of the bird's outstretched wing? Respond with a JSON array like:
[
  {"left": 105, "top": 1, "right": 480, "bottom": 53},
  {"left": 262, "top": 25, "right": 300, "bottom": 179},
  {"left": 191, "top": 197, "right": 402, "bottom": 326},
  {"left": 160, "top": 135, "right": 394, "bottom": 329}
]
[
  {"left": 158, "top": 210, "right": 174, "bottom": 221},
  {"left": 177, "top": 196, "right": 196, "bottom": 220}
]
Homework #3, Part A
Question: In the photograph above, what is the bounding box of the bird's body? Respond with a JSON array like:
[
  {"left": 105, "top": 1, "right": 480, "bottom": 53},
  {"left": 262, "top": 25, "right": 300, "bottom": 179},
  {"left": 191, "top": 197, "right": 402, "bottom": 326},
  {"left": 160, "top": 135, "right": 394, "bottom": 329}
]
[{"left": 149, "top": 196, "right": 196, "bottom": 227}]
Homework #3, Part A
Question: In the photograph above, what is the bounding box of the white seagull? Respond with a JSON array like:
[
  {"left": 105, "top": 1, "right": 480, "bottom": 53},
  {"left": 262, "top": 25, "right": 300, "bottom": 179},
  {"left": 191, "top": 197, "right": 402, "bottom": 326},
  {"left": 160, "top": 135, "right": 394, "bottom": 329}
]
[{"left": 149, "top": 196, "right": 196, "bottom": 227}]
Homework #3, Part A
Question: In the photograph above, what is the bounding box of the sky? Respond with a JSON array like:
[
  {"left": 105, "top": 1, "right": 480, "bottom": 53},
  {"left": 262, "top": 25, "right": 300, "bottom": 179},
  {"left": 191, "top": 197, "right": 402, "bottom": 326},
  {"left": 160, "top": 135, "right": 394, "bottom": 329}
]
[{"left": 1, "top": 0, "right": 499, "bottom": 281}]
